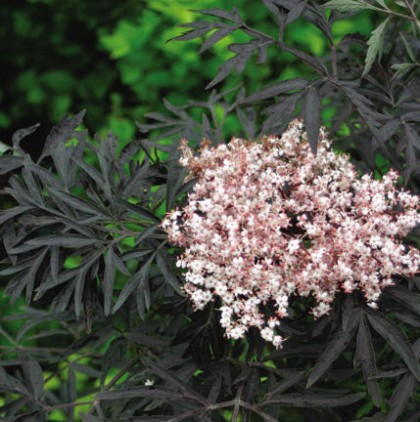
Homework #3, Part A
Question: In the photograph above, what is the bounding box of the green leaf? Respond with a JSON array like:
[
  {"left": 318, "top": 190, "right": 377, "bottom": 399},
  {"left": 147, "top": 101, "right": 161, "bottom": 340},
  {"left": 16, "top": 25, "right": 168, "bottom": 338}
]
[
  {"left": 400, "top": 33, "right": 416, "bottom": 62},
  {"left": 363, "top": 18, "right": 390, "bottom": 76},
  {"left": 391, "top": 63, "right": 418, "bottom": 79}
]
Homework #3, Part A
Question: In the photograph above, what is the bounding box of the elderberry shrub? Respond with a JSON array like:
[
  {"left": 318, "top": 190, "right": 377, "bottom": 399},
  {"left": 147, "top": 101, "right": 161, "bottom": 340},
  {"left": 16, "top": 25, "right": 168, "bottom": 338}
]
[{"left": 0, "top": 1, "right": 419, "bottom": 421}]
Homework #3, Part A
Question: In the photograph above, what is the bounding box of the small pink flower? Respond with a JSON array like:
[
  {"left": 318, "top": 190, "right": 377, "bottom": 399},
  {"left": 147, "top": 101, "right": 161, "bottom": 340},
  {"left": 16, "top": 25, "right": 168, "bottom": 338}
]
[{"left": 162, "top": 120, "right": 419, "bottom": 348}]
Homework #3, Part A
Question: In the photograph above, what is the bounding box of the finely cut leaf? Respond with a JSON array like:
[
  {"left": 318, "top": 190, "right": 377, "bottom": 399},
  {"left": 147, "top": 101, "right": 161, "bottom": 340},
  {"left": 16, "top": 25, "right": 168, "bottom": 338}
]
[
  {"left": 38, "top": 110, "right": 85, "bottom": 163},
  {"left": 156, "top": 251, "right": 181, "bottom": 294},
  {"left": 307, "top": 308, "right": 360, "bottom": 387},
  {"left": 113, "top": 253, "right": 155, "bottom": 314},
  {"left": 322, "top": 0, "right": 376, "bottom": 12},
  {"left": 355, "top": 315, "right": 381, "bottom": 407},
  {"left": 400, "top": 32, "right": 416, "bottom": 63},
  {"left": 266, "top": 372, "right": 305, "bottom": 398},
  {"left": 0, "top": 206, "right": 34, "bottom": 225},
  {"left": 192, "top": 7, "right": 242, "bottom": 24},
  {"left": 12, "top": 123, "right": 40, "bottom": 152},
  {"left": 0, "top": 156, "right": 24, "bottom": 175},
  {"left": 19, "top": 353, "right": 45, "bottom": 401},
  {"left": 205, "top": 56, "right": 238, "bottom": 90},
  {"left": 366, "top": 311, "right": 420, "bottom": 381},
  {"left": 241, "top": 79, "right": 308, "bottom": 104},
  {"left": 363, "top": 18, "right": 390, "bottom": 76},
  {"left": 386, "top": 286, "right": 420, "bottom": 317},
  {"left": 0, "top": 366, "right": 32, "bottom": 398},
  {"left": 146, "top": 360, "right": 207, "bottom": 404},
  {"left": 385, "top": 374, "right": 417, "bottom": 422},
  {"left": 263, "top": 392, "right": 365, "bottom": 407},
  {"left": 96, "top": 387, "right": 201, "bottom": 402},
  {"left": 25, "top": 235, "right": 99, "bottom": 248},
  {"left": 199, "top": 26, "right": 236, "bottom": 54},
  {"left": 103, "top": 247, "right": 116, "bottom": 316},
  {"left": 303, "top": 86, "right": 322, "bottom": 154}
]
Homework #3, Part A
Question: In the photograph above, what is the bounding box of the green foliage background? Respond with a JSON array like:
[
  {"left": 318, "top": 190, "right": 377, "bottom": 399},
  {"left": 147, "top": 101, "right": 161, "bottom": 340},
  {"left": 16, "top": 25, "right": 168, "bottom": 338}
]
[{"left": 0, "top": 0, "right": 373, "bottom": 151}]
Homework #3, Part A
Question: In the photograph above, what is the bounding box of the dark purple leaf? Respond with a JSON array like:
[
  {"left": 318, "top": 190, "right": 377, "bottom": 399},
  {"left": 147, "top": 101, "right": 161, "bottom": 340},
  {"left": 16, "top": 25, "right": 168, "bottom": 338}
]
[
  {"left": 263, "top": 392, "right": 365, "bottom": 407},
  {"left": 199, "top": 26, "right": 237, "bottom": 54},
  {"left": 303, "top": 86, "right": 322, "bottom": 154},
  {"left": 0, "top": 156, "right": 24, "bottom": 175},
  {"left": 286, "top": 1, "right": 308, "bottom": 24},
  {"left": 384, "top": 374, "right": 417, "bottom": 422},
  {"left": 192, "top": 7, "right": 242, "bottom": 24},
  {"left": 366, "top": 311, "right": 420, "bottom": 381},
  {"left": 103, "top": 247, "right": 115, "bottom": 316},
  {"left": 37, "top": 110, "right": 85, "bottom": 163},
  {"left": 385, "top": 286, "right": 420, "bottom": 317},
  {"left": 170, "top": 25, "right": 215, "bottom": 42},
  {"left": 19, "top": 352, "right": 45, "bottom": 401},
  {"left": 404, "top": 122, "right": 420, "bottom": 152},
  {"left": 12, "top": 123, "right": 40, "bottom": 153},
  {"left": 156, "top": 250, "right": 181, "bottom": 294},
  {"left": 241, "top": 79, "right": 308, "bottom": 104},
  {"left": 0, "top": 206, "right": 34, "bottom": 225},
  {"left": 96, "top": 386, "right": 202, "bottom": 402},
  {"left": 307, "top": 308, "right": 359, "bottom": 387},
  {"left": 261, "top": 92, "right": 302, "bottom": 133},
  {"left": 113, "top": 253, "right": 155, "bottom": 314},
  {"left": 355, "top": 315, "right": 381, "bottom": 407}
]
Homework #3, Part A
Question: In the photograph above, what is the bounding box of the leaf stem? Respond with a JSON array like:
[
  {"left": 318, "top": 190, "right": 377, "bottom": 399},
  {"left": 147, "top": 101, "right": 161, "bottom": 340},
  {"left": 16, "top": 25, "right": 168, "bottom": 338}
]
[
  {"left": 232, "top": 384, "right": 243, "bottom": 422},
  {"left": 331, "top": 44, "right": 338, "bottom": 80},
  {"left": 402, "top": 0, "right": 420, "bottom": 30}
]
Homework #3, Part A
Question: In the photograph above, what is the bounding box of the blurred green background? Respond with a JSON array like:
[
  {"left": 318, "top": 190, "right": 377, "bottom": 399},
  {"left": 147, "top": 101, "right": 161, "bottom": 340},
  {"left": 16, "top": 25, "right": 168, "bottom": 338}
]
[{"left": 0, "top": 0, "right": 374, "bottom": 155}]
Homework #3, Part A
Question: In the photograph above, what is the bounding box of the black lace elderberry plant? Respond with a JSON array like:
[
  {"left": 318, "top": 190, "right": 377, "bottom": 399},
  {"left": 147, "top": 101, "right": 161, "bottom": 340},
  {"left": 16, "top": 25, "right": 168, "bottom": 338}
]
[{"left": 1, "top": 1, "right": 419, "bottom": 422}]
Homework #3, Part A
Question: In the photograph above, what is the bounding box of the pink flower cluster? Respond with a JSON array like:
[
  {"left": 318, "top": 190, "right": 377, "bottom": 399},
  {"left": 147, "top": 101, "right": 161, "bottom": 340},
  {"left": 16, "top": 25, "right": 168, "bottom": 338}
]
[{"left": 162, "top": 120, "right": 419, "bottom": 348}]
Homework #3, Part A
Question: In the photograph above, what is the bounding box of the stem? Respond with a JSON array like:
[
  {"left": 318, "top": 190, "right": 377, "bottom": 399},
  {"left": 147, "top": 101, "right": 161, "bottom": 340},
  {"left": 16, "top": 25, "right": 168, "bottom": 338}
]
[
  {"left": 378, "top": 2, "right": 418, "bottom": 22},
  {"left": 0, "top": 325, "right": 19, "bottom": 347},
  {"left": 241, "top": 23, "right": 274, "bottom": 44},
  {"left": 86, "top": 356, "right": 141, "bottom": 416},
  {"left": 232, "top": 384, "right": 244, "bottom": 422},
  {"left": 239, "top": 400, "right": 279, "bottom": 422},
  {"left": 403, "top": 0, "right": 420, "bottom": 30},
  {"left": 326, "top": 77, "right": 399, "bottom": 168},
  {"left": 330, "top": 44, "right": 338, "bottom": 80},
  {"left": 45, "top": 400, "right": 94, "bottom": 411},
  {"left": 240, "top": 23, "right": 326, "bottom": 76}
]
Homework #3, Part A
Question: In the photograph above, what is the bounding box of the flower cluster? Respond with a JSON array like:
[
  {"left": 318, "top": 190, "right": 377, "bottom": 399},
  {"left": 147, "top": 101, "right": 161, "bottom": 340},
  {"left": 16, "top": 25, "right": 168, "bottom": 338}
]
[{"left": 162, "top": 120, "right": 419, "bottom": 348}]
